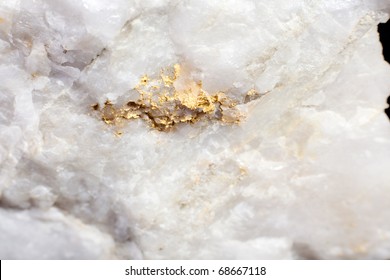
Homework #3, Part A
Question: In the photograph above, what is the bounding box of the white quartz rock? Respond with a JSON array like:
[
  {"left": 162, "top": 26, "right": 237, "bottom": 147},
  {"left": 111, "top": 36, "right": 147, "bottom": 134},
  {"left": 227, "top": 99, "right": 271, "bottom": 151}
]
[
  {"left": 0, "top": 208, "right": 116, "bottom": 259},
  {"left": 1, "top": 0, "right": 390, "bottom": 259}
]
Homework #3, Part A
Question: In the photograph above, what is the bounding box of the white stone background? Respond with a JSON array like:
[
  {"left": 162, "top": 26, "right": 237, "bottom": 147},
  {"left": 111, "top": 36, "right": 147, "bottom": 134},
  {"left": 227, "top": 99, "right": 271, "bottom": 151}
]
[{"left": 0, "top": 0, "right": 390, "bottom": 259}]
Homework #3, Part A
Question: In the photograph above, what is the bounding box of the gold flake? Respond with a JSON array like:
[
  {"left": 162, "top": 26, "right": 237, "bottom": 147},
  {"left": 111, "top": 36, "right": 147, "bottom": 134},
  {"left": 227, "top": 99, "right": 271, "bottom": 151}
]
[
  {"left": 93, "top": 64, "right": 245, "bottom": 132},
  {"left": 247, "top": 89, "right": 257, "bottom": 96},
  {"left": 173, "top": 64, "right": 181, "bottom": 78},
  {"left": 160, "top": 73, "right": 174, "bottom": 87}
]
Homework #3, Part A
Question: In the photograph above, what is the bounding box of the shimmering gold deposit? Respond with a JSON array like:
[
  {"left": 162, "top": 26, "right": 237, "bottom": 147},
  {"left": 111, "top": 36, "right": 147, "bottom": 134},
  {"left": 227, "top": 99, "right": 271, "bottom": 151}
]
[{"left": 93, "top": 64, "right": 256, "bottom": 131}]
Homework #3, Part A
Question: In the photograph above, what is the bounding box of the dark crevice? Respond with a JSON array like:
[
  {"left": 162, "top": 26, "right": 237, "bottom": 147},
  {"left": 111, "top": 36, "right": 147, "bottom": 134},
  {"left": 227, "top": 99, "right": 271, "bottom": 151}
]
[
  {"left": 292, "top": 242, "right": 320, "bottom": 260},
  {"left": 378, "top": 20, "right": 390, "bottom": 120}
]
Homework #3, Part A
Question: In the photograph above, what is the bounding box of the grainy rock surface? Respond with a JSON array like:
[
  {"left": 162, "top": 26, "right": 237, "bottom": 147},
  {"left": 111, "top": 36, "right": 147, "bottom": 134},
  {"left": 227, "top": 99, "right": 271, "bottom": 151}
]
[{"left": 0, "top": 0, "right": 390, "bottom": 259}]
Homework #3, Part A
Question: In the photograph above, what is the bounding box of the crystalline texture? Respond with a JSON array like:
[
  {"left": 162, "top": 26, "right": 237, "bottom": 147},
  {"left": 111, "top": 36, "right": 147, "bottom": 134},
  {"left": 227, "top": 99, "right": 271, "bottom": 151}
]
[{"left": 0, "top": 0, "right": 390, "bottom": 259}]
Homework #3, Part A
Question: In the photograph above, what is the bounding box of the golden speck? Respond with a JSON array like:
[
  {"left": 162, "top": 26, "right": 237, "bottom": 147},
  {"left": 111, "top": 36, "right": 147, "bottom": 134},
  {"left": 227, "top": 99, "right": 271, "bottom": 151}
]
[
  {"left": 160, "top": 74, "right": 174, "bottom": 87},
  {"left": 140, "top": 75, "right": 149, "bottom": 86},
  {"left": 239, "top": 167, "right": 248, "bottom": 176},
  {"left": 247, "top": 89, "right": 257, "bottom": 96},
  {"left": 173, "top": 63, "right": 181, "bottom": 78},
  {"left": 244, "top": 88, "right": 265, "bottom": 103}
]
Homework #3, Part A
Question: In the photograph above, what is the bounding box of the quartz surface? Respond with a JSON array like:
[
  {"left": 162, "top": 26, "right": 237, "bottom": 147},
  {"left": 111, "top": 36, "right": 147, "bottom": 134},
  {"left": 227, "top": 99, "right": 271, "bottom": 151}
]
[{"left": 1, "top": 0, "right": 390, "bottom": 259}]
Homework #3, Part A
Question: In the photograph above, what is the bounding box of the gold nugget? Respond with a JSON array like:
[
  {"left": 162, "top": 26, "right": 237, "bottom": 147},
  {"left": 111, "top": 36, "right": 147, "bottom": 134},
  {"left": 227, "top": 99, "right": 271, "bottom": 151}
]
[{"left": 93, "top": 64, "right": 254, "bottom": 132}]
